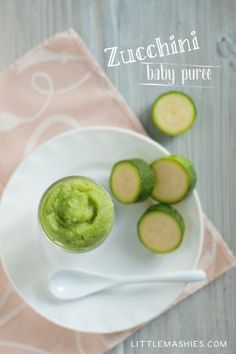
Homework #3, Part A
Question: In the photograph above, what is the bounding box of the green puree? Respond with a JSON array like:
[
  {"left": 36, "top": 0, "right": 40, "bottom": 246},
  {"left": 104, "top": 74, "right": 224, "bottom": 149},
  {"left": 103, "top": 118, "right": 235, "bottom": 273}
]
[{"left": 39, "top": 177, "right": 114, "bottom": 252}]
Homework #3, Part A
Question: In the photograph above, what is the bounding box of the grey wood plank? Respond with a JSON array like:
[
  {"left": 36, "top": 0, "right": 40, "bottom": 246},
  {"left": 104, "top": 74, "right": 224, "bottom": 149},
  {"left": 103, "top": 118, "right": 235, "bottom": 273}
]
[{"left": 0, "top": 1, "right": 235, "bottom": 353}]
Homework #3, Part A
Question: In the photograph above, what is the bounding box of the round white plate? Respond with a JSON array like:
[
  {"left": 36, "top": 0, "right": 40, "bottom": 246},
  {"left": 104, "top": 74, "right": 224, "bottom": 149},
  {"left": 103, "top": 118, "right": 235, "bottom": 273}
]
[{"left": 0, "top": 127, "right": 203, "bottom": 333}]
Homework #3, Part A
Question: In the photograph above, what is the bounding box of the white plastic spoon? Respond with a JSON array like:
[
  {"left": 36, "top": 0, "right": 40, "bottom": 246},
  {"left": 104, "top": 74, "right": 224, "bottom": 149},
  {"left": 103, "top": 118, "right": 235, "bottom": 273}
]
[{"left": 49, "top": 269, "right": 206, "bottom": 300}]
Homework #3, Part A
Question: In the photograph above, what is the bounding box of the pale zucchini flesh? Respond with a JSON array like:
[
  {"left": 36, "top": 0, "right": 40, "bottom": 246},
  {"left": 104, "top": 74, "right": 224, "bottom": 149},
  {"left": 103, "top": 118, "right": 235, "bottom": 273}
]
[
  {"left": 151, "top": 155, "right": 196, "bottom": 204},
  {"left": 152, "top": 91, "right": 197, "bottom": 136},
  {"left": 138, "top": 204, "right": 185, "bottom": 253},
  {"left": 110, "top": 158, "right": 155, "bottom": 204}
]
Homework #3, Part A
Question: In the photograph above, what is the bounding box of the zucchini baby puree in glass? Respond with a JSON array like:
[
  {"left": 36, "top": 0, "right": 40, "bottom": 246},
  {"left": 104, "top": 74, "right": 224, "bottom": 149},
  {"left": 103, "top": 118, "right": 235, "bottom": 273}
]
[{"left": 38, "top": 176, "right": 114, "bottom": 252}]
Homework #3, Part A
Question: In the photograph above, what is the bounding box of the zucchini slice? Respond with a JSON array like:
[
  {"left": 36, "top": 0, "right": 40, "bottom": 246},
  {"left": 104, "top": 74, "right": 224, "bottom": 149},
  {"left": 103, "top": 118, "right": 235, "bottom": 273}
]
[
  {"left": 151, "top": 91, "right": 197, "bottom": 136},
  {"left": 151, "top": 155, "right": 197, "bottom": 204},
  {"left": 138, "top": 204, "right": 185, "bottom": 253},
  {"left": 110, "top": 158, "right": 155, "bottom": 204}
]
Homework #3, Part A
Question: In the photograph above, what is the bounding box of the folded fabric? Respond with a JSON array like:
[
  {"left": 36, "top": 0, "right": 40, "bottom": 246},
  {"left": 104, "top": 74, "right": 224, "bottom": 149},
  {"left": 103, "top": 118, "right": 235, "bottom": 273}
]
[{"left": 0, "top": 29, "right": 235, "bottom": 354}]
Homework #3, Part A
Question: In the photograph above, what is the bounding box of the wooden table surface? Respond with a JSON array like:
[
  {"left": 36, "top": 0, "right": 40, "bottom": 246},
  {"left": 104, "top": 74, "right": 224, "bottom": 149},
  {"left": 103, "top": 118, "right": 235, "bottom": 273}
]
[{"left": 0, "top": 1, "right": 235, "bottom": 353}]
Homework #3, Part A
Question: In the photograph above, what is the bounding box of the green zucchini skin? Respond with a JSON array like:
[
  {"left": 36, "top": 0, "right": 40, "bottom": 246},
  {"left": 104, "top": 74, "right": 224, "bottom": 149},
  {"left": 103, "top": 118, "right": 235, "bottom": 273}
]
[
  {"left": 110, "top": 158, "right": 155, "bottom": 204},
  {"left": 151, "top": 155, "right": 197, "bottom": 204},
  {"left": 169, "top": 155, "right": 197, "bottom": 195},
  {"left": 130, "top": 159, "right": 155, "bottom": 201},
  {"left": 138, "top": 204, "right": 185, "bottom": 253},
  {"left": 151, "top": 91, "right": 197, "bottom": 136}
]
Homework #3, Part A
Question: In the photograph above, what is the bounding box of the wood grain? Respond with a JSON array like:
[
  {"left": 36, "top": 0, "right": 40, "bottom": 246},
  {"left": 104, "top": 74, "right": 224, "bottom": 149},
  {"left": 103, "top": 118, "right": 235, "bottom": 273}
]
[{"left": 0, "top": 0, "right": 235, "bottom": 353}]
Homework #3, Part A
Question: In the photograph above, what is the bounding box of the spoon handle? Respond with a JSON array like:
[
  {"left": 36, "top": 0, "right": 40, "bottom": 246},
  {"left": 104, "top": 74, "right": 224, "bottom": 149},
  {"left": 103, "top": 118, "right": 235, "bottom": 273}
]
[{"left": 118, "top": 270, "right": 206, "bottom": 285}]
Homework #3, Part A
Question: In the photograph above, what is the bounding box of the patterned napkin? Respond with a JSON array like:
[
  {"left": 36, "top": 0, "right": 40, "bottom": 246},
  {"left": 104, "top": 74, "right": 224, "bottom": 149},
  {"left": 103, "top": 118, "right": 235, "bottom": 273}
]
[{"left": 0, "top": 30, "right": 235, "bottom": 354}]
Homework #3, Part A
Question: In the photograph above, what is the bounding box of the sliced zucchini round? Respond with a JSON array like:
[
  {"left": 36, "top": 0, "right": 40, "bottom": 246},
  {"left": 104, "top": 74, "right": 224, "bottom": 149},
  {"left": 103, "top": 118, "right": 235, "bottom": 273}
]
[
  {"left": 110, "top": 158, "right": 155, "bottom": 204},
  {"left": 138, "top": 204, "right": 185, "bottom": 253},
  {"left": 151, "top": 91, "right": 197, "bottom": 136},
  {"left": 151, "top": 155, "right": 197, "bottom": 204}
]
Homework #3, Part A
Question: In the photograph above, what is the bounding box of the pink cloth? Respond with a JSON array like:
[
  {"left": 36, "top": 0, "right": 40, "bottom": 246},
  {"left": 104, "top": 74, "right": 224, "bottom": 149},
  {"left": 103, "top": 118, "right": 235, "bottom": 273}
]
[{"left": 0, "top": 29, "right": 235, "bottom": 354}]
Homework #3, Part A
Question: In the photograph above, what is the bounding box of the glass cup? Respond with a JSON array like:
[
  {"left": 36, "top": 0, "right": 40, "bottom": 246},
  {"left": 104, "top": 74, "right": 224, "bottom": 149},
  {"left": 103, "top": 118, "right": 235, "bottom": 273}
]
[{"left": 38, "top": 176, "right": 114, "bottom": 253}]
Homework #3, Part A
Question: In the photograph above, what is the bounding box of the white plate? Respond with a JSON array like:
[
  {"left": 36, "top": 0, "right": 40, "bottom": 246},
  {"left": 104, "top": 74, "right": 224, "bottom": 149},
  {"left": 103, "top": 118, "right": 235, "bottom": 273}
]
[{"left": 0, "top": 127, "right": 203, "bottom": 333}]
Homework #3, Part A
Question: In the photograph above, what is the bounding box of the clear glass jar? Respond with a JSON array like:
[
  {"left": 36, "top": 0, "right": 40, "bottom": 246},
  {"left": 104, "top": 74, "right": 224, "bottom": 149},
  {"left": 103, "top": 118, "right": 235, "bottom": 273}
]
[{"left": 38, "top": 176, "right": 114, "bottom": 253}]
